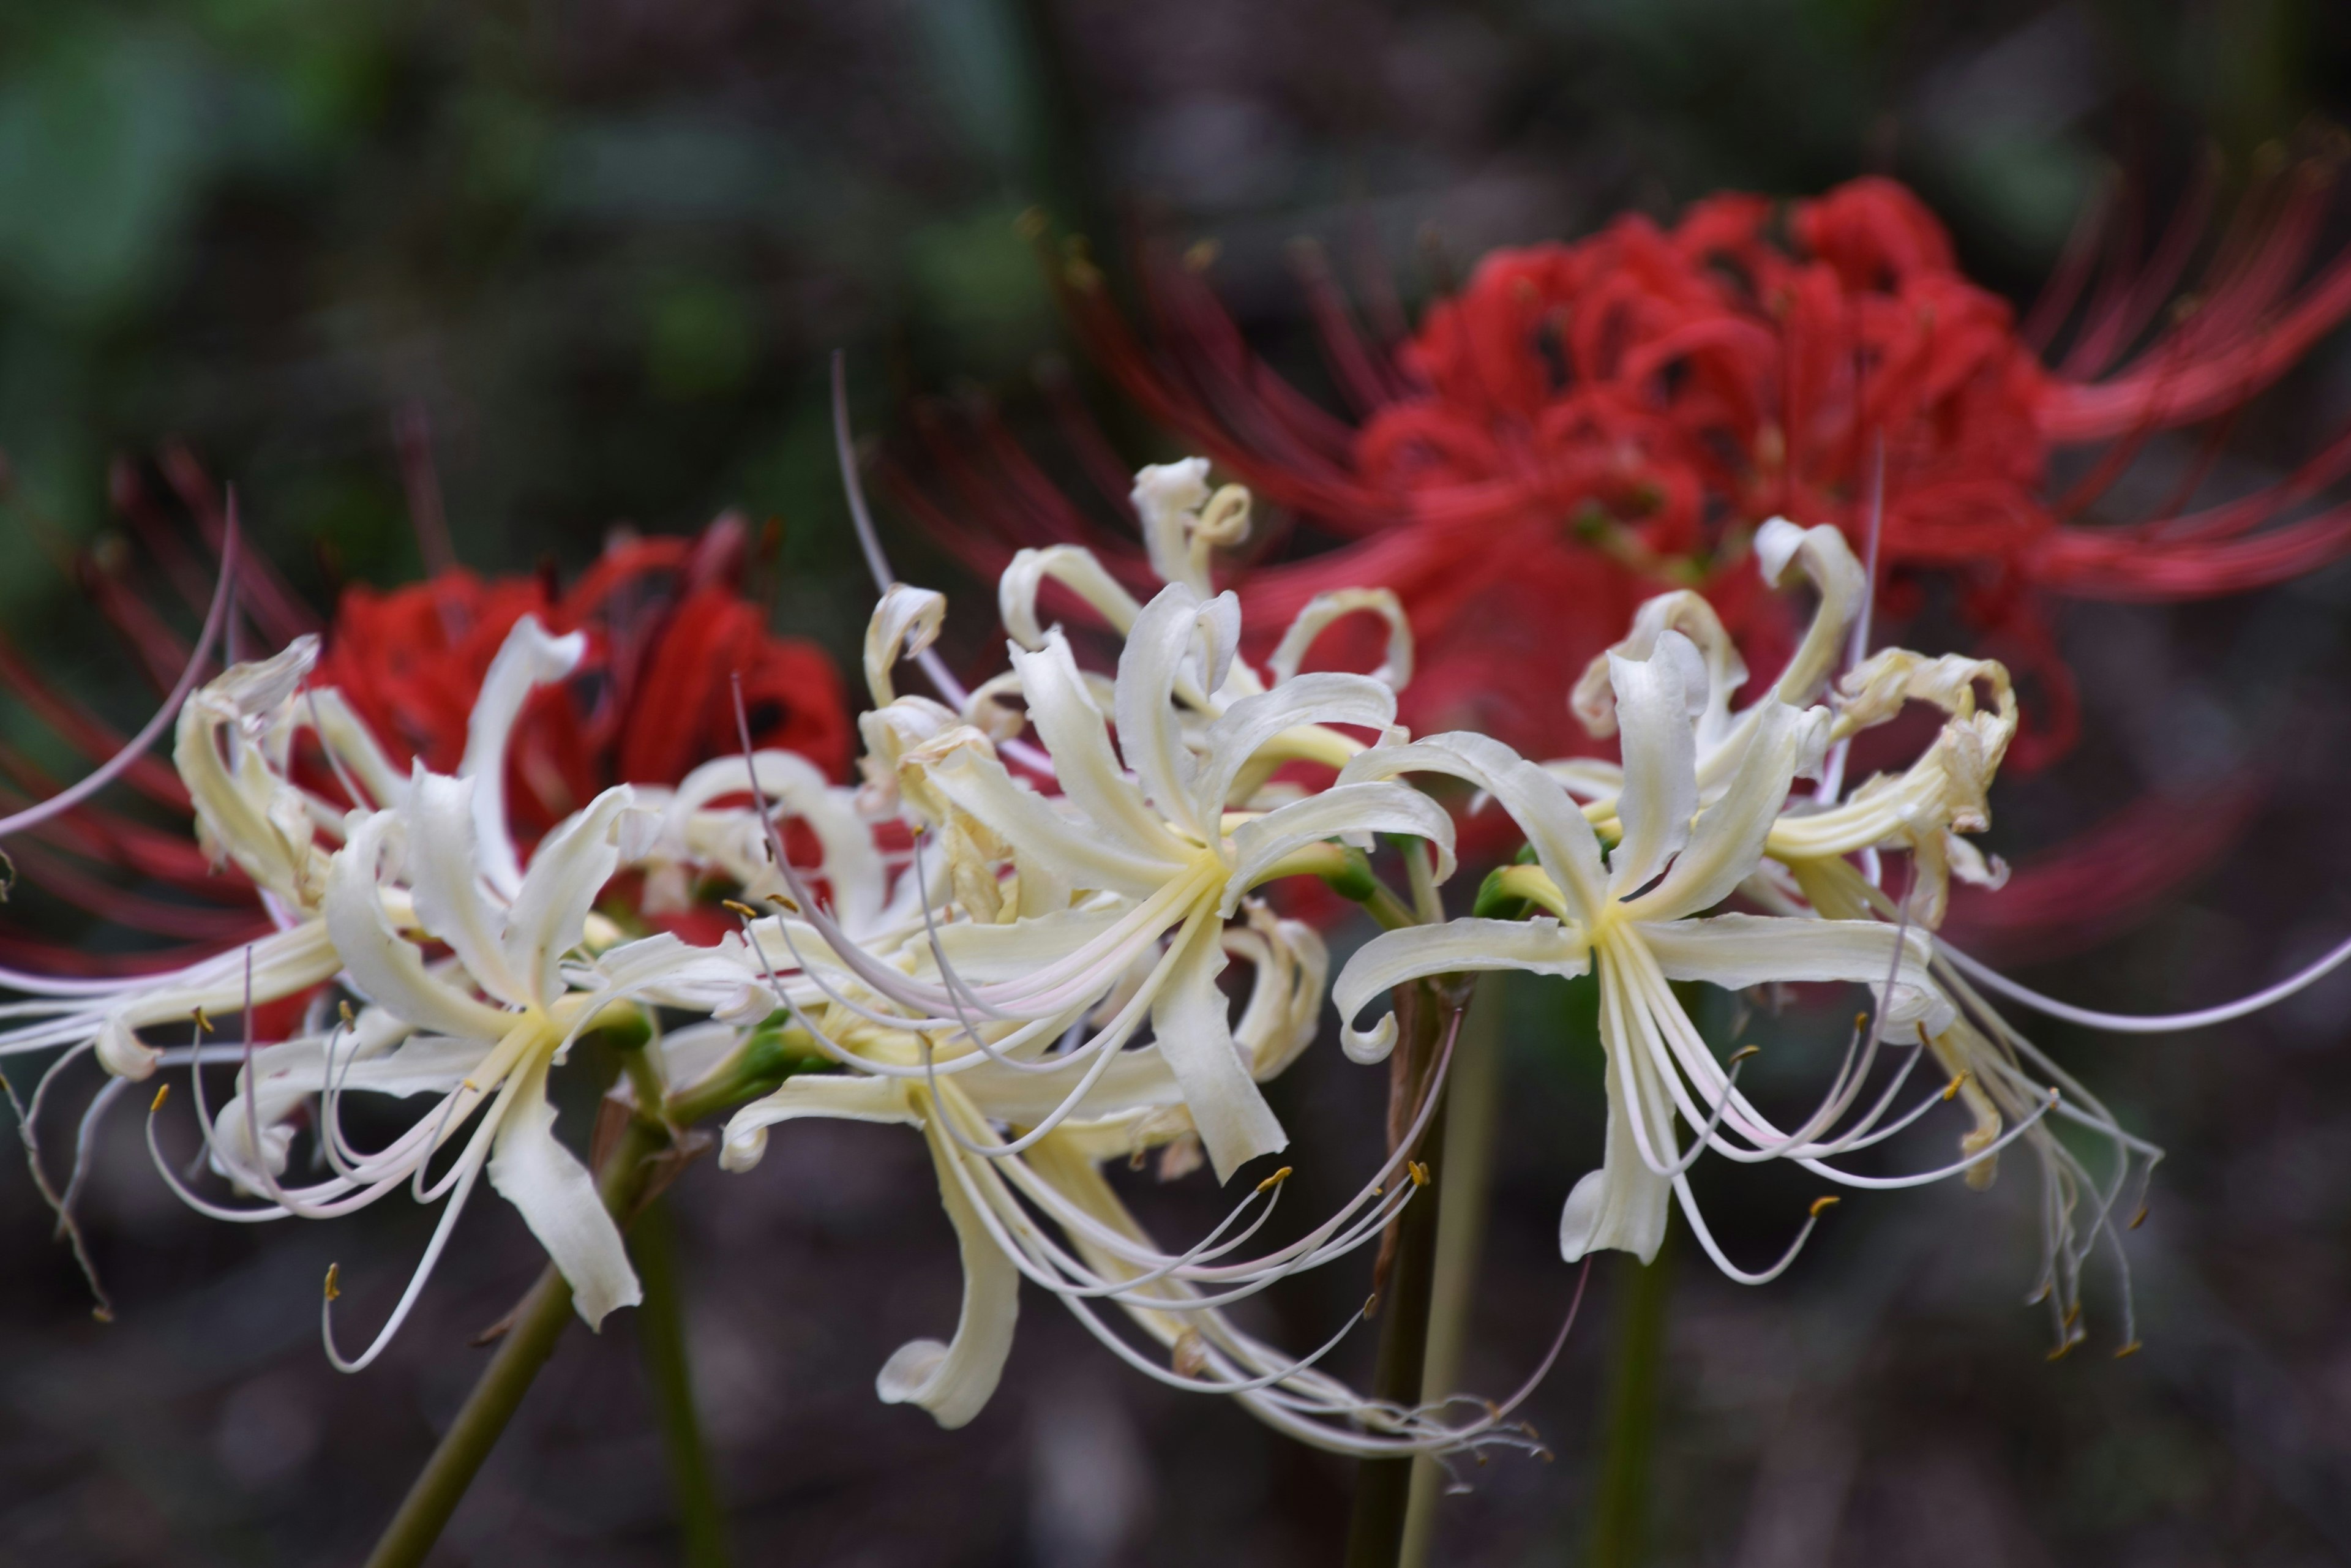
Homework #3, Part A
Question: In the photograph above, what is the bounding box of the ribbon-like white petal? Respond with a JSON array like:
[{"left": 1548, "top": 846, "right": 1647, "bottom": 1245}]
[
  {"left": 487, "top": 1055, "right": 641, "bottom": 1328},
  {"left": 460, "top": 617, "right": 587, "bottom": 899},
  {"left": 1149, "top": 917, "right": 1286, "bottom": 1182},
  {"left": 1332, "top": 918, "right": 1589, "bottom": 1062}
]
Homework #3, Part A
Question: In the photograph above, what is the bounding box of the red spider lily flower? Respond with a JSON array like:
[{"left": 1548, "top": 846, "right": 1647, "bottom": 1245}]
[
  {"left": 0, "top": 463, "right": 850, "bottom": 973},
  {"left": 1019, "top": 159, "right": 2351, "bottom": 776},
  {"left": 891, "top": 164, "right": 2351, "bottom": 945}
]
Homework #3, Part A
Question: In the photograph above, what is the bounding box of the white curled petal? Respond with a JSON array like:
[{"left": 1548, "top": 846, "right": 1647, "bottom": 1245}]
[
  {"left": 1561, "top": 979, "right": 1673, "bottom": 1263},
  {"left": 406, "top": 770, "right": 528, "bottom": 1006},
  {"left": 1340, "top": 731, "right": 1607, "bottom": 918},
  {"left": 1223, "top": 783, "right": 1456, "bottom": 913},
  {"left": 1131, "top": 458, "right": 1213, "bottom": 591},
  {"left": 1193, "top": 672, "right": 1394, "bottom": 825},
  {"left": 487, "top": 1056, "right": 640, "bottom": 1328},
  {"left": 1605, "top": 636, "right": 1700, "bottom": 898},
  {"left": 301, "top": 687, "right": 411, "bottom": 809},
  {"left": 1634, "top": 912, "right": 1939, "bottom": 996},
  {"left": 1009, "top": 634, "right": 1188, "bottom": 861},
  {"left": 1150, "top": 921, "right": 1286, "bottom": 1182},
  {"left": 462, "top": 617, "right": 588, "bottom": 899},
  {"left": 1754, "top": 517, "right": 1866, "bottom": 707},
  {"left": 1266, "top": 588, "right": 1414, "bottom": 692},
  {"left": 926, "top": 906, "right": 1130, "bottom": 983},
  {"left": 720, "top": 1073, "right": 917, "bottom": 1171},
  {"left": 1000, "top": 544, "right": 1144, "bottom": 649},
  {"left": 503, "top": 787, "right": 632, "bottom": 1007},
  {"left": 1332, "top": 918, "right": 1589, "bottom": 1062},
  {"left": 926, "top": 748, "right": 1172, "bottom": 897},
  {"left": 865, "top": 583, "right": 948, "bottom": 708},
  {"left": 878, "top": 1093, "right": 1021, "bottom": 1429},
  {"left": 1627, "top": 701, "right": 1813, "bottom": 922},
  {"left": 1115, "top": 585, "right": 1216, "bottom": 839},
  {"left": 326, "top": 814, "right": 515, "bottom": 1040}
]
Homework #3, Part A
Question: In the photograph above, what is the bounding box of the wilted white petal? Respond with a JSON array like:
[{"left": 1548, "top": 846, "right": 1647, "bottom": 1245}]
[{"left": 866, "top": 583, "right": 948, "bottom": 707}]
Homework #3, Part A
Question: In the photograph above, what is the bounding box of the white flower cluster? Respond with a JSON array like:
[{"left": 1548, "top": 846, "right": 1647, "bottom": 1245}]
[{"left": 19, "top": 451, "right": 2329, "bottom": 1458}]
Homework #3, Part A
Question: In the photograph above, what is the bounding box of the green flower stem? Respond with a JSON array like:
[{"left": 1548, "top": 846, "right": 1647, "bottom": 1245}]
[
  {"left": 1583, "top": 1223, "right": 1674, "bottom": 1568},
  {"left": 364, "top": 1023, "right": 816, "bottom": 1568},
  {"left": 1345, "top": 981, "right": 1464, "bottom": 1568},
  {"left": 632, "top": 1196, "right": 734, "bottom": 1568},
  {"left": 362, "top": 1113, "right": 667, "bottom": 1568},
  {"left": 1399, "top": 972, "right": 1505, "bottom": 1568}
]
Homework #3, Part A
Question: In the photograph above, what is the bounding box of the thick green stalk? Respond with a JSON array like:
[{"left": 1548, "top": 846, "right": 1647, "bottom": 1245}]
[
  {"left": 1398, "top": 973, "right": 1505, "bottom": 1568},
  {"left": 632, "top": 1196, "right": 733, "bottom": 1568},
  {"left": 1344, "top": 984, "right": 1461, "bottom": 1568},
  {"left": 1582, "top": 1225, "right": 1674, "bottom": 1568},
  {"left": 364, "top": 1115, "right": 667, "bottom": 1568}
]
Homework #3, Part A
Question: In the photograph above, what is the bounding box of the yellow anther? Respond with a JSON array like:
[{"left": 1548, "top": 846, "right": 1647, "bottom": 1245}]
[
  {"left": 1941, "top": 1070, "right": 1971, "bottom": 1103},
  {"left": 2027, "top": 1281, "right": 2053, "bottom": 1305},
  {"left": 323, "top": 1263, "right": 342, "bottom": 1303},
  {"left": 460, "top": 1079, "right": 480, "bottom": 1093},
  {"left": 1727, "top": 1044, "right": 1760, "bottom": 1065},
  {"left": 2128, "top": 1204, "right": 2149, "bottom": 1231},
  {"left": 2062, "top": 1302, "right": 2082, "bottom": 1330},
  {"left": 1254, "top": 1165, "right": 1294, "bottom": 1195},
  {"left": 2045, "top": 1336, "right": 2078, "bottom": 1363},
  {"left": 722, "top": 899, "right": 762, "bottom": 920},
  {"left": 767, "top": 893, "right": 801, "bottom": 914},
  {"left": 149, "top": 1083, "right": 171, "bottom": 1114},
  {"left": 1371, "top": 1184, "right": 1383, "bottom": 1196},
  {"left": 1362, "top": 1294, "right": 1379, "bottom": 1321},
  {"left": 1808, "top": 1195, "right": 1840, "bottom": 1218},
  {"left": 1408, "top": 1160, "right": 1430, "bottom": 1188},
  {"left": 193, "top": 1007, "right": 214, "bottom": 1034},
  {"left": 2113, "top": 1340, "right": 2145, "bottom": 1360},
  {"left": 1171, "top": 1329, "right": 1209, "bottom": 1379},
  {"left": 1853, "top": 1011, "right": 1869, "bottom": 1033}
]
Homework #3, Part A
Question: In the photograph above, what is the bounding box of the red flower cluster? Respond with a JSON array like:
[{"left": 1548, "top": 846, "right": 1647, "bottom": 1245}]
[
  {"left": 321, "top": 514, "right": 850, "bottom": 833},
  {"left": 1030, "top": 168, "right": 2351, "bottom": 769}
]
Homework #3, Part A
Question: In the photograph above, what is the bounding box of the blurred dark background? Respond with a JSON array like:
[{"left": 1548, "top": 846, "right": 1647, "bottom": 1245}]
[{"left": 8, "top": 1, "right": 2351, "bottom": 1564}]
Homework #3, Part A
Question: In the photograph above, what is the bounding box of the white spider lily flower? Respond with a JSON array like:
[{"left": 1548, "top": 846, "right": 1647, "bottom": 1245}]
[
  {"left": 1555, "top": 519, "right": 2015, "bottom": 925},
  {"left": 873, "top": 581, "right": 1452, "bottom": 1182},
  {"left": 1330, "top": 640, "right": 2037, "bottom": 1282},
  {"left": 9, "top": 617, "right": 760, "bottom": 1367}
]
